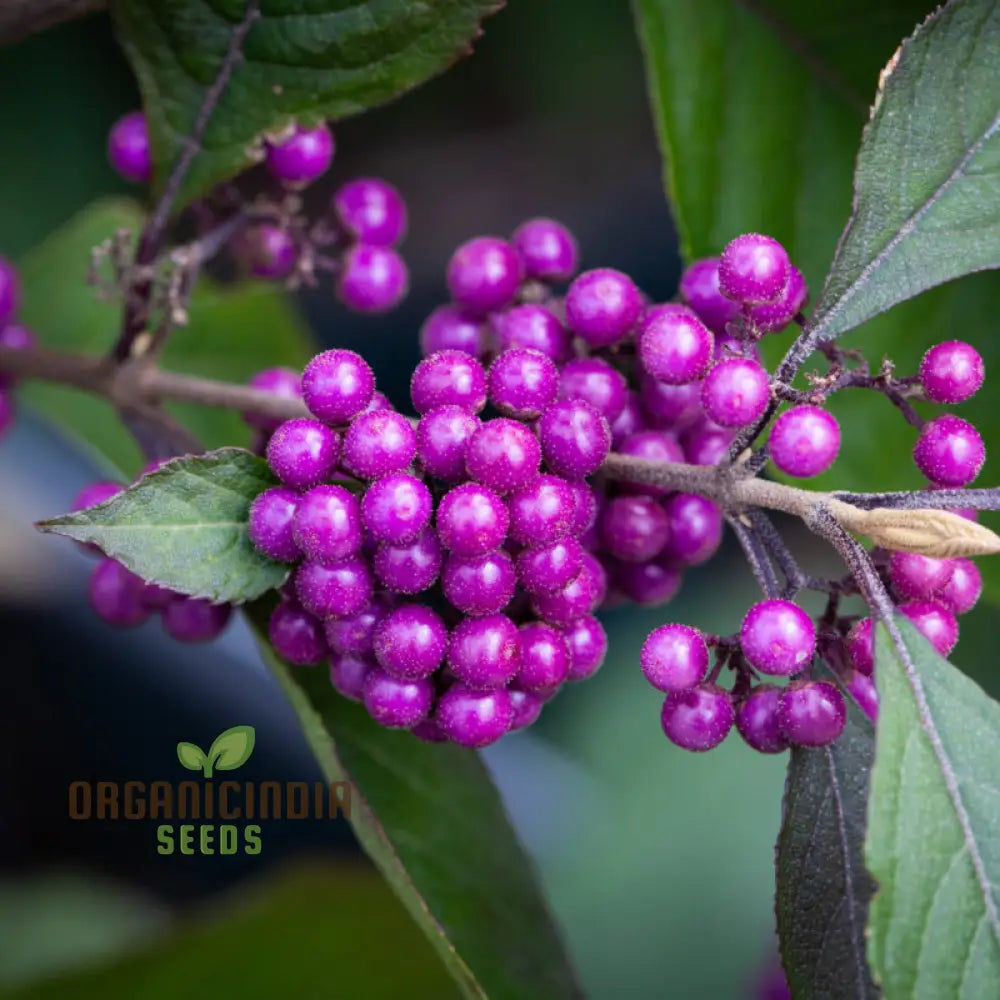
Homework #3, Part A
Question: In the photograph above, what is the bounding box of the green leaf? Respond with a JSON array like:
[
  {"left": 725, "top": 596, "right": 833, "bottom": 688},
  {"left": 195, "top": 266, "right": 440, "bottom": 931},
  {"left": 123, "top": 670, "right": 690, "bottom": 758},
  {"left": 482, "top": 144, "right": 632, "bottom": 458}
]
[
  {"left": 175, "top": 741, "right": 206, "bottom": 771},
  {"left": 37, "top": 448, "right": 287, "bottom": 603},
  {"left": 775, "top": 670, "right": 879, "bottom": 999},
  {"left": 110, "top": 0, "right": 505, "bottom": 207},
  {"left": 207, "top": 724, "right": 256, "bottom": 771},
  {"left": 247, "top": 599, "right": 582, "bottom": 1000},
  {"left": 867, "top": 618, "right": 1000, "bottom": 997},
  {"left": 808, "top": 0, "right": 1000, "bottom": 344},
  {"left": 18, "top": 197, "right": 314, "bottom": 478}
]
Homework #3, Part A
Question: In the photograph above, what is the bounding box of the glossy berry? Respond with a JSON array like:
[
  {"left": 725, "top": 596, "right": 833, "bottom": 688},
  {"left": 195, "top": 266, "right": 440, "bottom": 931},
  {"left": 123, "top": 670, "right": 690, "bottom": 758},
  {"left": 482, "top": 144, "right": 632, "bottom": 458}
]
[
  {"left": 465, "top": 418, "right": 541, "bottom": 494},
  {"left": 740, "top": 599, "right": 816, "bottom": 675},
  {"left": 769, "top": 406, "right": 841, "bottom": 478},
  {"left": 292, "top": 485, "right": 363, "bottom": 564},
  {"left": 249, "top": 486, "right": 300, "bottom": 562},
  {"left": 701, "top": 358, "right": 770, "bottom": 428},
  {"left": 269, "top": 601, "right": 328, "bottom": 665},
  {"left": 661, "top": 493, "right": 723, "bottom": 566},
  {"left": 508, "top": 474, "right": 574, "bottom": 546},
  {"left": 324, "top": 597, "right": 391, "bottom": 656},
  {"left": 517, "top": 623, "right": 571, "bottom": 692},
  {"left": 562, "top": 615, "right": 608, "bottom": 681},
  {"left": 301, "top": 349, "right": 374, "bottom": 425},
  {"left": 295, "top": 557, "right": 373, "bottom": 619},
  {"left": 935, "top": 558, "right": 982, "bottom": 615},
  {"left": 342, "top": 410, "right": 417, "bottom": 479},
  {"left": 333, "top": 178, "right": 407, "bottom": 246},
  {"left": 245, "top": 367, "right": 302, "bottom": 431},
  {"left": 374, "top": 527, "right": 442, "bottom": 594},
  {"left": 558, "top": 357, "right": 628, "bottom": 423},
  {"left": 511, "top": 218, "right": 578, "bottom": 283},
  {"left": 638, "top": 305, "right": 714, "bottom": 385},
  {"left": 163, "top": 598, "right": 232, "bottom": 643},
  {"left": 847, "top": 618, "right": 875, "bottom": 676},
  {"left": 442, "top": 549, "right": 517, "bottom": 616},
  {"left": 509, "top": 689, "right": 544, "bottom": 731},
  {"left": 538, "top": 399, "right": 611, "bottom": 479},
  {"left": 564, "top": 268, "right": 642, "bottom": 347},
  {"left": 446, "top": 236, "right": 523, "bottom": 315},
  {"left": 436, "top": 482, "right": 509, "bottom": 556},
  {"left": 640, "top": 624, "right": 708, "bottom": 692},
  {"left": 735, "top": 685, "right": 789, "bottom": 754},
  {"left": 919, "top": 341, "right": 984, "bottom": 404},
  {"left": 610, "top": 391, "right": 645, "bottom": 446},
  {"left": 373, "top": 605, "right": 448, "bottom": 680},
  {"left": 565, "top": 480, "right": 599, "bottom": 536},
  {"left": 679, "top": 257, "right": 740, "bottom": 334},
  {"left": 748, "top": 266, "right": 808, "bottom": 333},
  {"left": 419, "top": 305, "right": 484, "bottom": 356},
  {"left": 888, "top": 550, "right": 954, "bottom": 600},
  {"left": 266, "top": 418, "right": 340, "bottom": 489},
  {"left": 487, "top": 348, "right": 559, "bottom": 419},
  {"left": 913, "top": 415, "right": 985, "bottom": 487},
  {"left": 777, "top": 680, "right": 846, "bottom": 747},
  {"left": 436, "top": 685, "right": 514, "bottom": 747},
  {"left": 640, "top": 376, "right": 701, "bottom": 430},
  {"left": 845, "top": 671, "right": 878, "bottom": 723},
  {"left": 362, "top": 668, "right": 433, "bottom": 728},
  {"left": 242, "top": 224, "right": 297, "bottom": 279},
  {"left": 530, "top": 557, "right": 603, "bottom": 625},
  {"left": 361, "top": 474, "right": 432, "bottom": 546},
  {"left": 516, "top": 537, "right": 584, "bottom": 595},
  {"left": 683, "top": 425, "right": 734, "bottom": 466},
  {"left": 88, "top": 559, "right": 150, "bottom": 626},
  {"left": 600, "top": 495, "right": 670, "bottom": 562},
  {"left": 495, "top": 304, "right": 569, "bottom": 362},
  {"left": 900, "top": 600, "right": 959, "bottom": 656},
  {"left": 660, "top": 683, "right": 734, "bottom": 751},
  {"left": 447, "top": 613, "right": 521, "bottom": 688},
  {"left": 616, "top": 558, "right": 682, "bottom": 607},
  {"left": 337, "top": 244, "right": 408, "bottom": 313},
  {"left": 411, "top": 350, "right": 487, "bottom": 414},
  {"left": 266, "top": 123, "right": 334, "bottom": 185},
  {"left": 329, "top": 652, "right": 372, "bottom": 702},
  {"left": 718, "top": 233, "right": 790, "bottom": 305},
  {"left": 615, "top": 430, "right": 685, "bottom": 493},
  {"left": 416, "top": 405, "right": 481, "bottom": 481},
  {"left": 107, "top": 111, "right": 152, "bottom": 183}
]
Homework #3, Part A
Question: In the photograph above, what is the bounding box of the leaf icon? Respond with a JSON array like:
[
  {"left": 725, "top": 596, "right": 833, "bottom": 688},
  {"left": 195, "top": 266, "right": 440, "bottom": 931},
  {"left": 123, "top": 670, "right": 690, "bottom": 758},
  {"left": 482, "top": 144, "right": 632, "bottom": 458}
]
[
  {"left": 177, "top": 741, "right": 206, "bottom": 772},
  {"left": 207, "top": 725, "right": 256, "bottom": 773}
]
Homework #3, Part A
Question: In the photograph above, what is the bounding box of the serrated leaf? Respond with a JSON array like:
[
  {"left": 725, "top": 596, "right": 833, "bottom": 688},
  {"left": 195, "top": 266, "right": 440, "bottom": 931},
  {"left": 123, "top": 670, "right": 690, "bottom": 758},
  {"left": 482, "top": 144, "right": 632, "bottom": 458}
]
[
  {"left": 247, "top": 599, "right": 582, "bottom": 1000},
  {"left": 867, "top": 618, "right": 1000, "bottom": 997},
  {"left": 109, "top": 0, "right": 505, "bottom": 207},
  {"left": 37, "top": 448, "right": 287, "bottom": 603},
  {"left": 175, "top": 741, "right": 206, "bottom": 771},
  {"left": 208, "top": 724, "right": 256, "bottom": 771}
]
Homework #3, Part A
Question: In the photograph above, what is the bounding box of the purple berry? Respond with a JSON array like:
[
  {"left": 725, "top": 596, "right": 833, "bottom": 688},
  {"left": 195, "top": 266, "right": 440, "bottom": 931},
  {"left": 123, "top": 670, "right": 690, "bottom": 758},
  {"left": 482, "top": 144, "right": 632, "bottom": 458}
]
[
  {"left": 292, "top": 485, "right": 363, "bottom": 564},
  {"left": 373, "top": 605, "right": 448, "bottom": 680},
  {"left": 718, "top": 234, "right": 790, "bottom": 305},
  {"left": 337, "top": 244, "right": 408, "bottom": 313},
  {"left": 565, "top": 480, "right": 599, "bottom": 536},
  {"left": 436, "top": 685, "right": 514, "bottom": 747},
  {"left": 661, "top": 493, "right": 723, "bottom": 566},
  {"left": 333, "top": 178, "right": 407, "bottom": 246},
  {"left": 564, "top": 268, "right": 642, "bottom": 347},
  {"left": 88, "top": 559, "right": 150, "bottom": 626},
  {"left": 265, "top": 418, "right": 340, "bottom": 489},
  {"left": 302, "top": 349, "right": 374, "bottom": 425},
  {"left": 241, "top": 224, "right": 297, "bottom": 279},
  {"left": 660, "top": 683, "right": 734, "bottom": 751},
  {"left": 420, "top": 305, "right": 484, "bottom": 357},
  {"left": 517, "top": 622, "right": 571, "bottom": 692},
  {"left": 361, "top": 474, "right": 432, "bottom": 545},
  {"left": 600, "top": 495, "right": 671, "bottom": 562},
  {"left": 342, "top": 410, "right": 417, "bottom": 479},
  {"left": 845, "top": 670, "right": 878, "bottom": 723},
  {"left": 329, "top": 652, "right": 373, "bottom": 702},
  {"left": 641, "top": 624, "right": 708, "bottom": 692},
  {"left": 162, "top": 597, "right": 232, "bottom": 643},
  {"left": 913, "top": 415, "right": 985, "bottom": 487},
  {"left": 557, "top": 357, "right": 628, "bottom": 423},
  {"left": 701, "top": 358, "right": 770, "bottom": 428},
  {"left": 888, "top": 550, "right": 954, "bottom": 600},
  {"left": 443, "top": 549, "right": 517, "bottom": 616},
  {"left": 72, "top": 480, "right": 124, "bottom": 511},
  {"left": 900, "top": 600, "right": 959, "bottom": 656},
  {"left": 411, "top": 717, "right": 448, "bottom": 743},
  {"left": 511, "top": 218, "right": 578, "bottom": 283},
  {"left": 935, "top": 558, "right": 982, "bottom": 615},
  {"left": 683, "top": 424, "right": 734, "bottom": 467},
  {"left": 616, "top": 558, "right": 682, "bottom": 606},
  {"left": 516, "top": 537, "right": 584, "bottom": 595},
  {"left": 770, "top": 405, "right": 841, "bottom": 478},
  {"left": 847, "top": 618, "right": 875, "bottom": 676},
  {"left": 295, "top": 557, "right": 373, "bottom": 619},
  {"left": 530, "top": 557, "right": 603, "bottom": 625},
  {"left": 919, "top": 341, "right": 984, "bottom": 404},
  {"left": 436, "top": 482, "right": 509, "bottom": 556},
  {"left": 324, "top": 596, "right": 391, "bottom": 656},
  {"left": 562, "top": 615, "right": 608, "bottom": 680},
  {"left": 374, "top": 526, "right": 442, "bottom": 594},
  {"left": 509, "top": 688, "right": 544, "bottom": 731},
  {"left": 539, "top": 399, "right": 611, "bottom": 479},
  {"left": 495, "top": 304, "right": 569, "bottom": 362},
  {"left": 748, "top": 266, "right": 808, "bottom": 333},
  {"left": 417, "top": 405, "right": 481, "bottom": 481},
  {"left": 777, "top": 680, "right": 846, "bottom": 747},
  {"left": 245, "top": 367, "right": 302, "bottom": 431},
  {"left": 269, "top": 600, "right": 328, "bottom": 665},
  {"left": 142, "top": 582, "right": 179, "bottom": 610},
  {"left": 640, "top": 376, "right": 701, "bottom": 429},
  {"left": 249, "top": 486, "right": 301, "bottom": 562},
  {"left": 740, "top": 599, "right": 816, "bottom": 676},
  {"left": 411, "top": 350, "right": 487, "bottom": 415},
  {"left": 446, "top": 236, "right": 523, "bottom": 315},
  {"left": 266, "top": 123, "right": 334, "bottom": 185},
  {"left": 615, "top": 430, "right": 684, "bottom": 497},
  {"left": 107, "top": 111, "right": 152, "bottom": 184},
  {"left": 735, "top": 685, "right": 789, "bottom": 753},
  {"left": 508, "top": 474, "right": 574, "bottom": 546},
  {"left": 447, "top": 613, "right": 521, "bottom": 688},
  {"left": 679, "top": 257, "right": 740, "bottom": 334},
  {"left": 362, "top": 668, "right": 433, "bottom": 728},
  {"left": 465, "top": 418, "right": 541, "bottom": 494},
  {"left": 638, "top": 305, "right": 714, "bottom": 385},
  {"left": 610, "top": 391, "right": 645, "bottom": 447},
  {"left": 487, "top": 348, "right": 559, "bottom": 420}
]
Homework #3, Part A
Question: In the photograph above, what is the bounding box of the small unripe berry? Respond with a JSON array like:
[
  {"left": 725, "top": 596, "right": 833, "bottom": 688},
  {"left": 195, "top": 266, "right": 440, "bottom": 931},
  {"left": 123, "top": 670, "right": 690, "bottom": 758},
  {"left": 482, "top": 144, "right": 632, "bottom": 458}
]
[
  {"left": 511, "top": 218, "right": 578, "bottom": 283},
  {"left": 735, "top": 685, "right": 788, "bottom": 753},
  {"left": 333, "top": 178, "right": 407, "bottom": 246},
  {"left": 436, "top": 685, "right": 514, "bottom": 747},
  {"left": 769, "top": 406, "right": 840, "bottom": 478},
  {"left": 701, "top": 358, "right": 770, "bottom": 428},
  {"left": 447, "top": 236, "right": 523, "bottom": 315},
  {"left": 740, "top": 599, "right": 816, "bottom": 675},
  {"left": 269, "top": 600, "right": 328, "bottom": 665},
  {"left": 638, "top": 305, "right": 714, "bottom": 385},
  {"left": 660, "top": 683, "right": 734, "bottom": 751},
  {"left": 337, "top": 244, "right": 408, "bottom": 313},
  {"left": 913, "top": 415, "right": 985, "bottom": 487},
  {"left": 373, "top": 605, "right": 448, "bottom": 680},
  {"left": 266, "top": 123, "right": 334, "bottom": 185},
  {"left": 679, "top": 257, "right": 739, "bottom": 334},
  {"left": 564, "top": 268, "right": 642, "bottom": 347},
  {"left": 777, "top": 680, "right": 846, "bottom": 747},
  {"left": 411, "top": 350, "right": 487, "bottom": 415},
  {"left": 641, "top": 624, "right": 708, "bottom": 692},
  {"left": 899, "top": 600, "right": 959, "bottom": 656},
  {"left": 107, "top": 111, "right": 152, "bottom": 184},
  {"left": 302, "top": 349, "right": 375, "bottom": 425},
  {"left": 919, "top": 341, "right": 984, "bottom": 404},
  {"left": 718, "top": 233, "right": 790, "bottom": 304}
]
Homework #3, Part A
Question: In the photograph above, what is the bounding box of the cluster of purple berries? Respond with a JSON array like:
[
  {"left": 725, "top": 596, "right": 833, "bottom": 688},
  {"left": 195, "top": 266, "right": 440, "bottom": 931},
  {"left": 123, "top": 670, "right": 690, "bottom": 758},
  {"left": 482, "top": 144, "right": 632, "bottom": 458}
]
[
  {"left": 107, "top": 112, "right": 408, "bottom": 314},
  {"left": 0, "top": 257, "right": 34, "bottom": 443}
]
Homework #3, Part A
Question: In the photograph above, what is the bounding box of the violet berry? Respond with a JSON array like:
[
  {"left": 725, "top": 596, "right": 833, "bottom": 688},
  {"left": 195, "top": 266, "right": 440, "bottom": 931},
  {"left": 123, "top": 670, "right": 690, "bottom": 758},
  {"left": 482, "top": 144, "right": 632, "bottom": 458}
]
[
  {"left": 748, "top": 266, "right": 808, "bottom": 333},
  {"left": 935, "top": 558, "right": 982, "bottom": 615},
  {"left": 517, "top": 622, "right": 571, "bottom": 692},
  {"left": 564, "top": 268, "right": 642, "bottom": 347},
  {"left": 301, "top": 349, "right": 374, "bottom": 425},
  {"left": 718, "top": 233, "right": 790, "bottom": 305},
  {"left": 411, "top": 350, "right": 487, "bottom": 415},
  {"left": 337, "top": 244, "right": 408, "bottom": 313},
  {"left": 740, "top": 599, "right": 816, "bottom": 675},
  {"left": 769, "top": 405, "right": 841, "bottom": 478},
  {"left": 508, "top": 474, "right": 574, "bottom": 546},
  {"left": 333, "top": 178, "right": 407, "bottom": 246},
  {"left": 245, "top": 367, "right": 302, "bottom": 431},
  {"left": 538, "top": 399, "right": 611, "bottom": 479},
  {"left": 640, "top": 376, "right": 701, "bottom": 430},
  {"left": 295, "top": 557, "right": 373, "bottom": 619},
  {"left": 362, "top": 669, "right": 433, "bottom": 728},
  {"left": 562, "top": 615, "right": 608, "bottom": 681},
  {"left": 679, "top": 257, "right": 739, "bottom": 334},
  {"left": 900, "top": 600, "right": 959, "bottom": 656},
  {"left": 847, "top": 618, "right": 875, "bottom": 676},
  {"left": 249, "top": 487, "right": 301, "bottom": 562},
  {"left": 266, "top": 418, "right": 340, "bottom": 490},
  {"left": 465, "top": 418, "right": 541, "bottom": 494},
  {"left": 324, "top": 597, "right": 391, "bottom": 656},
  {"left": 558, "top": 357, "right": 628, "bottom": 423},
  {"left": 329, "top": 652, "right": 373, "bottom": 702},
  {"left": 511, "top": 218, "right": 578, "bottom": 283},
  {"left": 845, "top": 671, "right": 878, "bottom": 723},
  {"left": 600, "top": 495, "right": 671, "bottom": 563},
  {"left": 529, "top": 557, "right": 603, "bottom": 625},
  {"left": 487, "top": 348, "right": 560, "bottom": 420},
  {"left": 638, "top": 305, "right": 714, "bottom": 385},
  {"left": 88, "top": 559, "right": 150, "bottom": 626},
  {"left": 777, "top": 680, "right": 846, "bottom": 747},
  {"left": 509, "top": 689, "right": 544, "bottom": 731},
  {"left": 683, "top": 424, "right": 734, "bottom": 467},
  {"left": 913, "top": 415, "right": 985, "bottom": 487},
  {"left": 242, "top": 224, "right": 297, "bottom": 279},
  {"left": 436, "top": 482, "right": 509, "bottom": 556},
  {"left": 373, "top": 605, "right": 448, "bottom": 680},
  {"left": 162, "top": 598, "right": 232, "bottom": 643},
  {"left": 447, "top": 613, "right": 521, "bottom": 688},
  {"left": 495, "top": 304, "right": 570, "bottom": 362},
  {"left": 374, "top": 526, "right": 442, "bottom": 594},
  {"left": 660, "top": 683, "right": 734, "bottom": 751},
  {"left": 516, "top": 537, "right": 584, "bottom": 595},
  {"left": 342, "top": 410, "right": 417, "bottom": 479},
  {"left": 107, "top": 111, "right": 152, "bottom": 184},
  {"left": 919, "top": 341, "right": 984, "bottom": 404},
  {"left": 442, "top": 549, "right": 517, "bottom": 616},
  {"left": 416, "top": 405, "right": 481, "bottom": 481},
  {"left": 292, "top": 485, "right": 363, "bottom": 564},
  {"left": 735, "top": 685, "right": 789, "bottom": 754},
  {"left": 661, "top": 493, "right": 723, "bottom": 566},
  {"left": 446, "top": 236, "right": 523, "bottom": 315},
  {"left": 640, "top": 624, "right": 708, "bottom": 692},
  {"left": 610, "top": 391, "right": 645, "bottom": 447},
  {"left": 269, "top": 600, "right": 328, "bottom": 665},
  {"left": 888, "top": 551, "right": 954, "bottom": 600},
  {"left": 616, "top": 558, "right": 682, "bottom": 607},
  {"left": 266, "top": 123, "right": 334, "bottom": 185},
  {"left": 361, "top": 473, "right": 433, "bottom": 546},
  {"left": 436, "top": 685, "right": 514, "bottom": 747},
  {"left": 420, "top": 305, "right": 484, "bottom": 357},
  {"left": 701, "top": 358, "right": 770, "bottom": 428}
]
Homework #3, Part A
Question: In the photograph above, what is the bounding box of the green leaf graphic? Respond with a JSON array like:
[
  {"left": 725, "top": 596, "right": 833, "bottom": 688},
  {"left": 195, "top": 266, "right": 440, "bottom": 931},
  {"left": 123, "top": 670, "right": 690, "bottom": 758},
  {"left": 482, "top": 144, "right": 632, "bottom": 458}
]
[
  {"left": 207, "top": 726, "right": 256, "bottom": 773},
  {"left": 176, "top": 742, "right": 206, "bottom": 772}
]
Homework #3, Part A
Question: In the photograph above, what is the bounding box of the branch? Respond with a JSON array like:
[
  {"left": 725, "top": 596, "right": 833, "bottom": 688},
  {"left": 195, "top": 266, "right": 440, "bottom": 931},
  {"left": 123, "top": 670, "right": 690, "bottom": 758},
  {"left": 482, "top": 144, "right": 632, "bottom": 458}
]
[{"left": 727, "top": 515, "right": 781, "bottom": 597}]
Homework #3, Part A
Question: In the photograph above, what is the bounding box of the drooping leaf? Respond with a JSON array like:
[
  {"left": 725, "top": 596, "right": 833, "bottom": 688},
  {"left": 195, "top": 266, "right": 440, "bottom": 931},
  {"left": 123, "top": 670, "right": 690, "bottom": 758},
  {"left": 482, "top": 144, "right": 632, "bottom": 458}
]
[
  {"left": 208, "top": 724, "right": 256, "bottom": 771},
  {"left": 175, "top": 741, "right": 206, "bottom": 771},
  {"left": 109, "top": 0, "right": 505, "bottom": 206},
  {"left": 248, "top": 599, "right": 582, "bottom": 1000},
  {"left": 867, "top": 618, "right": 1000, "bottom": 997},
  {"left": 37, "top": 448, "right": 287, "bottom": 603}
]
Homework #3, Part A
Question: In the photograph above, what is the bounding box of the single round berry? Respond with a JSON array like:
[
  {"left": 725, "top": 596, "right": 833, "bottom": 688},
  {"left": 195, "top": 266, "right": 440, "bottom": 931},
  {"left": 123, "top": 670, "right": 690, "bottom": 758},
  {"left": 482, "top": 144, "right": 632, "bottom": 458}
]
[
  {"left": 899, "top": 600, "right": 959, "bottom": 656},
  {"left": 565, "top": 480, "right": 599, "bottom": 536},
  {"left": 616, "top": 558, "right": 682, "bottom": 607},
  {"left": 564, "top": 268, "right": 642, "bottom": 347},
  {"left": 769, "top": 405, "right": 841, "bottom": 478},
  {"left": 333, "top": 178, "right": 407, "bottom": 246},
  {"left": 487, "top": 348, "right": 559, "bottom": 419},
  {"left": 301, "top": 349, "right": 374, "bottom": 425},
  {"left": 718, "top": 233, "right": 791, "bottom": 304},
  {"left": 935, "top": 557, "right": 982, "bottom": 615},
  {"left": 701, "top": 358, "right": 770, "bottom": 428},
  {"left": 436, "top": 482, "right": 509, "bottom": 556},
  {"left": 329, "top": 652, "right": 373, "bottom": 702},
  {"left": 266, "top": 418, "right": 340, "bottom": 490},
  {"left": 324, "top": 596, "right": 391, "bottom": 656},
  {"left": 249, "top": 486, "right": 301, "bottom": 562},
  {"left": 638, "top": 305, "right": 714, "bottom": 385},
  {"left": 516, "top": 537, "right": 584, "bottom": 595},
  {"left": 660, "top": 684, "right": 734, "bottom": 751},
  {"left": 266, "top": 123, "right": 334, "bottom": 185},
  {"left": 562, "top": 615, "right": 608, "bottom": 681},
  {"left": 682, "top": 424, "right": 734, "bottom": 466},
  {"left": 107, "top": 111, "right": 152, "bottom": 184},
  {"left": 361, "top": 474, "right": 432, "bottom": 546},
  {"left": 337, "top": 244, "right": 408, "bottom": 313},
  {"left": 162, "top": 597, "right": 232, "bottom": 643},
  {"left": 295, "top": 557, "right": 373, "bottom": 619},
  {"left": 245, "top": 367, "right": 302, "bottom": 431},
  {"left": 679, "top": 257, "right": 740, "bottom": 333},
  {"left": 517, "top": 622, "right": 571, "bottom": 692},
  {"left": 661, "top": 494, "right": 723, "bottom": 566},
  {"left": 411, "top": 350, "right": 487, "bottom": 415},
  {"left": 600, "top": 495, "right": 671, "bottom": 563},
  {"left": 735, "top": 685, "right": 789, "bottom": 754},
  {"left": 373, "top": 605, "right": 448, "bottom": 680},
  {"left": 913, "top": 415, "right": 985, "bottom": 487},
  {"left": 847, "top": 618, "right": 875, "bottom": 676},
  {"left": 740, "top": 599, "right": 816, "bottom": 675},
  {"left": 292, "top": 485, "right": 363, "bottom": 564},
  {"left": 557, "top": 360, "right": 627, "bottom": 426},
  {"left": 508, "top": 474, "right": 574, "bottom": 546},
  {"left": 241, "top": 224, "right": 297, "bottom": 279},
  {"left": 343, "top": 410, "right": 417, "bottom": 479},
  {"left": 530, "top": 557, "right": 603, "bottom": 625},
  {"left": 446, "top": 236, "right": 523, "bottom": 315},
  {"left": 610, "top": 391, "right": 645, "bottom": 447},
  {"left": 511, "top": 217, "right": 578, "bottom": 283},
  {"left": 374, "top": 527, "right": 442, "bottom": 594},
  {"left": 447, "top": 613, "right": 521, "bottom": 688},
  {"left": 845, "top": 671, "right": 878, "bottom": 723},
  {"left": 465, "top": 418, "right": 541, "bottom": 494},
  {"left": 436, "top": 685, "right": 514, "bottom": 747},
  {"left": 509, "top": 689, "right": 544, "bottom": 731},
  {"left": 919, "top": 341, "right": 984, "bottom": 404},
  {"left": 72, "top": 480, "right": 124, "bottom": 511},
  {"left": 420, "top": 305, "right": 484, "bottom": 357},
  {"left": 539, "top": 399, "right": 611, "bottom": 479},
  {"left": 88, "top": 559, "right": 150, "bottom": 626},
  {"left": 748, "top": 266, "right": 808, "bottom": 333},
  {"left": 495, "top": 304, "right": 569, "bottom": 362},
  {"left": 416, "top": 405, "right": 481, "bottom": 481},
  {"left": 615, "top": 430, "right": 684, "bottom": 497},
  {"left": 443, "top": 549, "right": 517, "bottom": 616},
  {"left": 641, "top": 624, "right": 708, "bottom": 692},
  {"left": 640, "top": 376, "right": 701, "bottom": 429},
  {"left": 777, "top": 680, "right": 846, "bottom": 748},
  {"left": 888, "top": 551, "right": 954, "bottom": 600},
  {"left": 362, "top": 668, "right": 433, "bottom": 728},
  {"left": 269, "top": 600, "right": 328, "bottom": 665}
]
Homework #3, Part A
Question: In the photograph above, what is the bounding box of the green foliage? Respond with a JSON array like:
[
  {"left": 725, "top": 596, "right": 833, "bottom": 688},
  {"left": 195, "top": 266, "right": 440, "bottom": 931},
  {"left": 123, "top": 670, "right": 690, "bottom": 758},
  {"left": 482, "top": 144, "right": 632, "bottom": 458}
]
[
  {"left": 110, "top": 0, "right": 505, "bottom": 206},
  {"left": 37, "top": 448, "right": 288, "bottom": 603}
]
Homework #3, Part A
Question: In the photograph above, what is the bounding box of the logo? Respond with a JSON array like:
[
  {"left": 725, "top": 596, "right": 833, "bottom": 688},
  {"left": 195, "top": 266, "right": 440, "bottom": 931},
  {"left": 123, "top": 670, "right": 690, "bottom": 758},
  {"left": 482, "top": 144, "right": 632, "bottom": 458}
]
[{"left": 176, "top": 724, "right": 256, "bottom": 778}]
